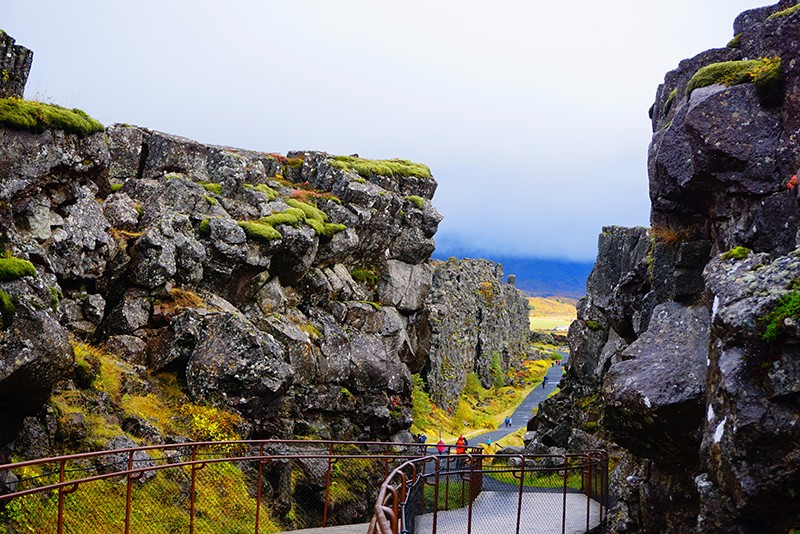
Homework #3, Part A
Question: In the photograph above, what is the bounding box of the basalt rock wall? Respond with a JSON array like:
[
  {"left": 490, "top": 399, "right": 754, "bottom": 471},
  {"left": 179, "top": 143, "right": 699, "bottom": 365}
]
[
  {"left": 525, "top": 3, "right": 800, "bottom": 533},
  {"left": 424, "top": 257, "right": 531, "bottom": 411},
  {"left": 0, "top": 112, "right": 446, "bottom": 446}
]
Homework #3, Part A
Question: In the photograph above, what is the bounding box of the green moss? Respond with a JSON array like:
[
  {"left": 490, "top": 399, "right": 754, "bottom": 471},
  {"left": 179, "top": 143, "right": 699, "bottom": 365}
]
[
  {"left": 109, "top": 183, "right": 123, "bottom": 193},
  {"left": 305, "top": 218, "right": 346, "bottom": 238},
  {"left": 0, "top": 290, "right": 15, "bottom": 327},
  {"left": 404, "top": 195, "right": 424, "bottom": 209},
  {"left": 198, "top": 182, "right": 223, "bottom": 195},
  {"left": 330, "top": 155, "right": 432, "bottom": 179},
  {"left": 357, "top": 300, "right": 381, "bottom": 311},
  {"left": 238, "top": 220, "right": 282, "bottom": 242},
  {"left": 49, "top": 287, "right": 63, "bottom": 312},
  {"left": 585, "top": 320, "right": 602, "bottom": 332},
  {"left": 686, "top": 57, "right": 783, "bottom": 104},
  {"left": 760, "top": 290, "right": 800, "bottom": 341},
  {"left": 286, "top": 198, "right": 327, "bottom": 221},
  {"left": 727, "top": 33, "right": 742, "bottom": 48},
  {"left": 354, "top": 177, "right": 366, "bottom": 184},
  {"left": 201, "top": 194, "right": 218, "bottom": 206},
  {"left": 243, "top": 183, "right": 278, "bottom": 200},
  {"left": 286, "top": 157, "right": 304, "bottom": 168},
  {"left": 663, "top": 88, "right": 678, "bottom": 115},
  {"left": 351, "top": 268, "right": 378, "bottom": 287},
  {"left": 0, "top": 257, "right": 37, "bottom": 282},
  {"left": 0, "top": 98, "right": 104, "bottom": 137},
  {"left": 260, "top": 207, "right": 306, "bottom": 227},
  {"left": 340, "top": 386, "right": 354, "bottom": 399},
  {"left": 768, "top": 4, "right": 800, "bottom": 19},
  {"left": 198, "top": 218, "right": 211, "bottom": 236},
  {"left": 720, "top": 246, "right": 751, "bottom": 261}
]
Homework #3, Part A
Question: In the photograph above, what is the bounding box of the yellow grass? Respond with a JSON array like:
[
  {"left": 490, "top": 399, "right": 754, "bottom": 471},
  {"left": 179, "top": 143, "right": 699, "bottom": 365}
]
[{"left": 528, "top": 296, "right": 576, "bottom": 331}]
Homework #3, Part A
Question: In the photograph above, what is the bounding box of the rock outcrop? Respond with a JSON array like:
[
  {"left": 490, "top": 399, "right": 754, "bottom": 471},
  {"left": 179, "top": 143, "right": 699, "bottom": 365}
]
[
  {"left": 424, "top": 258, "right": 531, "bottom": 410},
  {"left": 526, "top": 3, "right": 800, "bottom": 533},
  {"left": 0, "top": 108, "right": 444, "bottom": 445},
  {"left": 0, "top": 30, "right": 32, "bottom": 99}
]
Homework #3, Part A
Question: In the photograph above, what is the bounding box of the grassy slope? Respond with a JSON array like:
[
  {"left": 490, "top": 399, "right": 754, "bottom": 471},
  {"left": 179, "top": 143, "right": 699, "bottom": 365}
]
[{"left": 528, "top": 296, "right": 577, "bottom": 331}]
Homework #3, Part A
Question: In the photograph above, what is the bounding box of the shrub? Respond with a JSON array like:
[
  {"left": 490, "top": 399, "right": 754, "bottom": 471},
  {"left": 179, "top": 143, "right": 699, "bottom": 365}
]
[
  {"left": 686, "top": 57, "right": 783, "bottom": 104},
  {"left": 330, "top": 155, "right": 432, "bottom": 179},
  {"left": 0, "top": 257, "right": 37, "bottom": 282},
  {"left": 720, "top": 246, "right": 751, "bottom": 261},
  {"left": 0, "top": 97, "right": 104, "bottom": 136},
  {"left": 238, "top": 220, "right": 282, "bottom": 242},
  {"left": 649, "top": 225, "right": 686, "bottom": 245},
  {"left": 178, "top": 404, "right": 242, "bottom": 442}
]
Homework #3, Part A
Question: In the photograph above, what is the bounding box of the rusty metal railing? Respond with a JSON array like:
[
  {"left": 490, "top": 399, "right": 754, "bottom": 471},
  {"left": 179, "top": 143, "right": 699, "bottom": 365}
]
[
  {"left": 0, "top": 439, "right": 480, "bottom": 533},
  {"left": 368, "top": 450, "right": 609, "bottom": 534}
]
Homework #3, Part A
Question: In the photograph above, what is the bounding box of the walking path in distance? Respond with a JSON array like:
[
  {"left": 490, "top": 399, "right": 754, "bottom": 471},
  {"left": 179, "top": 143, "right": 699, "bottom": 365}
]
[{"left": 471, "top": 351, "right": 568, "bottom": 446}]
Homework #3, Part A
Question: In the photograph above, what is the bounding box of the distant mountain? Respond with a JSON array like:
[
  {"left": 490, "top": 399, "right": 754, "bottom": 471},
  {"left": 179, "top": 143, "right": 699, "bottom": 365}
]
[{"left": 432, "top": 253, "right": 593, "bottom": 298}]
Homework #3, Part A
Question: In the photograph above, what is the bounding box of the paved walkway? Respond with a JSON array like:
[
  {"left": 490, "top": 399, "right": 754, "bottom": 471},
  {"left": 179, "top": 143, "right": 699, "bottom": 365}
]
[
  {"left": 472, "top": 352, "right": 568, "bottom": 446},
  {"left": 281, "top": 524, "right": 370, "bottom": 534},
  {"left": 416, "top": 491, "right": 600, "bottom": 534}
]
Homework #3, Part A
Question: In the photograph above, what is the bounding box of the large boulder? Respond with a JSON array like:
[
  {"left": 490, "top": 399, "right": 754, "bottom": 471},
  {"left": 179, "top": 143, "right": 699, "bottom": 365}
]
[{"left": 0, "top": 31, "right": 32, "bottom": 99}]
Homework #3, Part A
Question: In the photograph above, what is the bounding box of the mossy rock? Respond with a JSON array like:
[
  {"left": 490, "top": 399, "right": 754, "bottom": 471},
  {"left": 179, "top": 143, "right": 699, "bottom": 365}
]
[
  {"left": 0, "top": 98, "right": 104, "bottom": 136},
  {"left": 662, "top": 88, "right": 678, "bottom": 115},
  {"left": 260, "top": 207, "right": 306, "bottom": 227},
  {"left": 720, "top": 246, "right": 751, "bottom": 261},
  {"left": 330, "top": 155, "right": 432, "bottom": 179},
  {"left": 198, "top": 182, "right": 223, "bottom": 195},
  {"left": 404, "top": 195, "right": 424, "bottom": 209},
  {"left": 238, "top": 220, "right": 282, "bottom": 242},
  {"left": 0, "top": 290, "right": 15, "bottom": 327},
  {"left": 768, "top": 4, "right": 800, "bottom": 20},
  {"left": 286, "top": 198, "right": 328, "bottom": 222},
  {"left": 686, "top": 57, "right": 783, "bottom": 105},
  {"left": 0, "top": 257, "right": 37, "bottom": 282}
]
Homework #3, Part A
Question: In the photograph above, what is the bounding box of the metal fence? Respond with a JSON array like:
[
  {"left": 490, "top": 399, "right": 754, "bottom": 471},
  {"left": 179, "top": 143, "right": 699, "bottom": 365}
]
[
  {"left": 369, "top": 451, "right": 608, "bottom": 534},
  {"left": 0, "top": 439, "right": 481, "bottom": 533}
]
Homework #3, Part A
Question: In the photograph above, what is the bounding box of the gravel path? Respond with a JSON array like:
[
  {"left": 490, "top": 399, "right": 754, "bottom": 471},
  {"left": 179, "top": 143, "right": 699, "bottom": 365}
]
[{"left": 416, "top": 491, "right": 601, "bottom": 534}]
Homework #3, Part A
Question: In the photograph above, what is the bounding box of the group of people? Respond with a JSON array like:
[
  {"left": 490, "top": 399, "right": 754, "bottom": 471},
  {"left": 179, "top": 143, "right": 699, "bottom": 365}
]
[{"left": 504, "top": 416, "right": 513, "bottom": 427}]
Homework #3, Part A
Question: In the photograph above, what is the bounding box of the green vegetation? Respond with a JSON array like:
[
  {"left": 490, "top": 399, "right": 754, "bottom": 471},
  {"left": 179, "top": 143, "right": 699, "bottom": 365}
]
[
  {"left": 286, "top": 198, "right": 327, "bottom": 221},
  {"left": 351, "top": 268, "right": 378, "bottom": 287},
  {"left": 485, "top": 469, "right": 583, "bottom": 491},
  {"left": 243, "top": 183, "right": 278, "bottom": 200},
  {"left": 330, "top": 155, "right": 432, "bottom": 179},
  {"left": 663, "top": 88, "right": 678, "bottom": 115},
  {"left": 768, "top": 4, "right": 800, "bottom": 19},
  {"left": 686, "top": 57, "right": 783, "bottom": 104},
  {"left": 727, "top": 33, "right": 742, "bottom": 48},
  {"left": 49, "top": 287, "right": 62, "bottom": 312},
  {"left": 404, "top": 195, "right": 424, "bottom": 209},
  {"left": 199, "top": 218, "right": 212, "bottom": 235},
  {"left": 357, "top": 300, "right": 381, "bottom": 311},
  {"left": 202, "top": 194, "right": 218, "bottom": 206},
  {"left": 490, "top": 352, "right": 505, "bottom": 391},
  {"left": 305, "top": 218, "right": 347, "bottom": 238},
  {"left": 0, "top": 256, "right": 37, "bottom": 282},
  {"left": 0, "top": 97, "right": 104, "bottom": 136},
  {"left": 423, "top": 480, "right": 470, "bottom": 511},
  {"left": 261, "top": 207, "right": 306, "bottom": 227},
  {"left": 238, "top": 220, "right": 282, "bottom": 242},
  {"left": 0, "top": 289, "right": 15, "bottom": 326},
  {"left": 759, "top": 291, "right": 800, "bottom": 342},
  {"left": 110, "top": 183, "right": 123, "bottom": 193},
  {"left": 199, "top": 182, "right": 223, "bottom": 195},
  {"left": 720, "top": 246, "right": 751, "bottom": 261},
  {"left": 585, "top": 320, "right": 602, "bottom": 331}
]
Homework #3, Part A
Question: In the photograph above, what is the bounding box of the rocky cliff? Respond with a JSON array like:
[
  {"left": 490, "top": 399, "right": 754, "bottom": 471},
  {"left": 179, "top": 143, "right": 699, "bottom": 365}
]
[
  {"left": 424, "top": 257, "right": 531, "bottom": 411},
  {"left": 0, "top": 32, "right": 537, "bottom": 461},
  {"left": 525, "top": 3, "right": 800, "bottom": 533}
]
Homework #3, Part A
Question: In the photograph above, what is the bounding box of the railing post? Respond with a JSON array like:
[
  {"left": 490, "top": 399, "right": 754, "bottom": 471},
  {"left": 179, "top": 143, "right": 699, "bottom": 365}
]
[
  {"left": 432, "top": 456, "right": 440, "bottom": 534},
  {"left": 125, "top": 450, "right": 134, "bottom": 534},
  {"left": 57, "top": 459, "right": 66, "bottom": 534},
  {"left": 466, "top": 455, "right": 474, "bottom": 534},
  {"left": 562, "top": 455, "right": 568, "bottom": 534},
  {"left": 515, "top": 455, "right": 525, "bottom": 534},
  {"left": 255, "top": 443, "right": 264, "bottom": 534},
  {"left": 189, "top": 444, "right": 198, "bottom": 534},
  {"left": 586, "top": 453, "right": 592, "bottom": 532},
  {"left": 322, "top": 443, "right": 334, "bottom": 528}
]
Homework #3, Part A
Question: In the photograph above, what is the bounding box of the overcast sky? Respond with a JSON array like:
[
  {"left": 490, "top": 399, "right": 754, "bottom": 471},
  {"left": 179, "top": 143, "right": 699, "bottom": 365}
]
[{"left": 5, "top": 1, "right": 761, "bottom": 261}]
